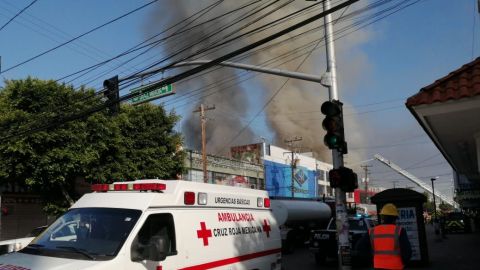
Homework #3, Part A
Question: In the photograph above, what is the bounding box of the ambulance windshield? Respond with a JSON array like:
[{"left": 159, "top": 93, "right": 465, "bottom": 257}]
[{"left": 20, "top": 207, "right": 142, "bottom": 261}]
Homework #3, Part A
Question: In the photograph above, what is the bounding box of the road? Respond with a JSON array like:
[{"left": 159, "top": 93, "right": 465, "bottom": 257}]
[{"left": 283, "top": 224, "right": 480, "bottom": 270}]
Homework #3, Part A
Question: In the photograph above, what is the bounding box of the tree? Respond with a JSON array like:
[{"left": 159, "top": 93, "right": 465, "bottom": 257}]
[
  {"left": 84, "top": 103, "right": 186, "bottom": 182},
  {"left": 0, "top": 78, "right": 185, "bottom": 215},
  {"left": 438, "top": 202, "right": 454, "bottom": 213},
  {"left": 423, "top": 191, "right": 435, "bottom": 214}
]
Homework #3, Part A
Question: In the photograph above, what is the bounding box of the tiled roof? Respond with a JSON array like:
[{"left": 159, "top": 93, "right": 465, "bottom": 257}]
[{"left": 406, "top": 57, "right": 480, "bottom": 107}]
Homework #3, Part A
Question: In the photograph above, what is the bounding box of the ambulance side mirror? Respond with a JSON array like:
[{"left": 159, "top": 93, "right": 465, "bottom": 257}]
[
  {"left": 148, "top": 235, "right": 169, "bottom": 261},
  {"left": 131, "top": 235, "right": 169, "bottom": 262}
]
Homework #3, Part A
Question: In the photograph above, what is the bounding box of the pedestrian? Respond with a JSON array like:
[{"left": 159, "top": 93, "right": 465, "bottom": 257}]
[{"left": 355, "top": 203, "right": 412, "bottom": 269}]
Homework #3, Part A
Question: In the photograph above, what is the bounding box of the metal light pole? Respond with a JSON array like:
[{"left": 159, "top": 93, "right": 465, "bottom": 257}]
[
  {"left": 322, "top": 0, "right": 351, "bottom": 268},
  {"left": 431, "top": 178, "right": 437, "bottom": 222}
]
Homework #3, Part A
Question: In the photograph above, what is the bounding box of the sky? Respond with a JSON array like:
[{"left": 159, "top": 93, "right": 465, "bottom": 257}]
[{"left": 0, "top": 0, "right": 479, "bottom": 202}]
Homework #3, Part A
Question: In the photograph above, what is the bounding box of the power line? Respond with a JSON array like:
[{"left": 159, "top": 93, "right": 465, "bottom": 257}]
[
  {"left": 0, "top": 0, "right": 278, "bottom": 136},
  {"left": 0, "top": 0, "right": 38, "bottom": 32},
  {"left": 214, "top": 9, "right": 337, "bottom": 153},
  {"left": 0, "top": 0, "right": 159, "bottom": 75},
  {"left": 63, "top": 0, "right": 229, "bottom": 87},
  {"left": 120, "top": 0, "right": 311, "bottom": 84},
  {"left": 17, "top": 0, "right": 230, "bottom": 131},
  {"left": 160, "top": 0, "right": 421, "bottom": 111},
  {"left": 0, "top": 0, "right": 420, "bottom": 143},
  {"left": 0, "top": 0, "right": 358, "bottom": 142},
  {"left": 80, "top": 0, "right": 283, "bottom": 91},
  {"left": 0, "top": 0, "right": 139, "bottom": 77},
  {"left": 109, "top": 0, "right": 318, "bottom": 106},
  {"left": 73, "top": 0, "right": 370, "bottom": 108},
  {"left": 55, "top": 0, "right": 243, "bottom": 84}
]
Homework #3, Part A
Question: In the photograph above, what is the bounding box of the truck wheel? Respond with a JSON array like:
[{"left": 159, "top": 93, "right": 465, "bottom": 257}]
[
  {"left": 282, "top": 233, "right": 295, "bottom": 254},
  {"left": 315, "top": 253, "right": 326, "bottom": 265}
]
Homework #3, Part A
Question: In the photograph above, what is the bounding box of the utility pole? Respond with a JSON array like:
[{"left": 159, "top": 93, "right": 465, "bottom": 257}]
[
  {"left": 361, "top": 165, "right": 371, "bottom": 204},
  {"left": 193, "top": 104, "right": 215, "bottom": 183},
  {"left": 321, "top": 0, "right": 350, "bottom": 268},
  {"left": 284, "top": 136, "right": 302, "bottom": 198},
  {"left": 431, "top": 178, "right": 437, "bottom": 222}
]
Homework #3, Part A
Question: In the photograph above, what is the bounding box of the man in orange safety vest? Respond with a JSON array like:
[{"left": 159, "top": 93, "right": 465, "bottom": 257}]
[{"left": 356, "top": 203, "right": 412, "bottom": 269}]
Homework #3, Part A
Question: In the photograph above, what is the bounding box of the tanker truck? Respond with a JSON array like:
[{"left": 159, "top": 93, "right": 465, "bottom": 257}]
[{"left": 270, "top": 198, "right": 332, "bottom": 253}]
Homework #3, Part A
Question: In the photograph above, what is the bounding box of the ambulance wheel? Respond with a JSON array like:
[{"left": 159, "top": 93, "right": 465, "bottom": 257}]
[{"left": 315, "top": 253, "right": 326, "bottom": 265}]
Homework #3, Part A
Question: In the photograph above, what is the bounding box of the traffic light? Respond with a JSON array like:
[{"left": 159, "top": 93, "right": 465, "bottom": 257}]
[
  {"left": 103, "top": 75, "right": 120, "bottom": 115},
  {"left": 341, "top": 167, "right": 358, "bottom": 192},
  {"left": 328, "top": 166, "right": 358, "bottom": 192},
  {"left": 321, "top": 100, "right": 347, "bottom": 154},
  {"left": 329, "top": 167, "right": 342, "bottom": 188}
]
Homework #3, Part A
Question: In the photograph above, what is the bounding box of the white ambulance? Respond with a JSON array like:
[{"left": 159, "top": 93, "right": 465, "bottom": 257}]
[{"left": 0, "top": 180, "right": 282, "bottom": 270}]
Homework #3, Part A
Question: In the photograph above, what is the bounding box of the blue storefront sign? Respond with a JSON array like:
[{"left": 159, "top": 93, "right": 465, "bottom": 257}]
[{"left": 264, "top": 160, "right": 316, "bottom": 198}]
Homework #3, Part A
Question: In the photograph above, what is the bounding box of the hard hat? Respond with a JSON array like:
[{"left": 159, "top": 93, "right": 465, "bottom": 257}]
[{"left": 380, "top": 203, "right": 398, "bottom": 216}]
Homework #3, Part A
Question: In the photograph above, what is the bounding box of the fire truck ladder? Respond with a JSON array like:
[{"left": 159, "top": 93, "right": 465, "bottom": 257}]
[{"left": 374, "top": 154, "right": 458, "bottom": 208}]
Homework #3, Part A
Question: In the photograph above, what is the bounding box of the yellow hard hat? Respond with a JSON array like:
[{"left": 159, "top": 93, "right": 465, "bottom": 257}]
[{"left": 380, "top": 203, "right": 398, "bottom": 216}]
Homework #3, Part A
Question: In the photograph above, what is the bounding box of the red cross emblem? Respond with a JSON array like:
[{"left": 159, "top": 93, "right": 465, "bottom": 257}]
[
  {"left": 196, "top": 222, "right": 212, "bottom": 246},
  {"left": 262, "top": 219, "right": 271, "bottom": 237}
]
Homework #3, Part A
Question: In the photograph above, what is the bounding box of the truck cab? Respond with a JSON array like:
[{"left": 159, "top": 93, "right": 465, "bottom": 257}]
[{"left": 0, "top": 180, "right": 282, "bottom": 270}]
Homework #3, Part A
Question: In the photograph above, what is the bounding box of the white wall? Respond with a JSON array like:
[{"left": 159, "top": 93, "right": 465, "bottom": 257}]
[{"left": 266, "top": 145, "right": 317, "bottom": 170}]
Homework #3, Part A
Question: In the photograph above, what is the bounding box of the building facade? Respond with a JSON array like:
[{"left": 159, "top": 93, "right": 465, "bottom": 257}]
[
  {"left": 262, "top": 144, "right": 334, "bottom": 199},
  {"left": 182, "top": 149, "right": 264, "bottom": 189},
  {"left": 406, "top": 58, "right": 480, "bottom": 211},
  {"left": 182, "top": 144, "right": 336, "bottom": 200}
]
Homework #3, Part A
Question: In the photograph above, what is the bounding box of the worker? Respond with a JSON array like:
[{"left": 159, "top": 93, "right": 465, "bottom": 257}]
[{"left": 355, "top": 203, "right": 412, "bottom": 269}]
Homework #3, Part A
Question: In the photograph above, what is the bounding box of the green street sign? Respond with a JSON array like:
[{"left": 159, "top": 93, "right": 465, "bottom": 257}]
[{"left": 129, "top": 83, "right": 174, "bottom": 105}]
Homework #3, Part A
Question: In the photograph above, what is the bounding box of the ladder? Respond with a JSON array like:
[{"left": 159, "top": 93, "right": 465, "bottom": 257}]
[{"left": 374, "top": 154, "right": 457, "bottom": 208}]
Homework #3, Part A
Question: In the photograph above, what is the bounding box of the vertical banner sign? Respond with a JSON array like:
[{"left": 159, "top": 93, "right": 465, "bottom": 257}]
[{"left": 397, "top": 207, "right": 421, "bottom": 260}]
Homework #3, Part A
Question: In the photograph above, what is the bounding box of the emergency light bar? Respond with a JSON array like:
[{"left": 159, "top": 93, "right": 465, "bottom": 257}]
[
  {"left": 91, "top": 183, "right": 166, "bottom": 192},
  {"left": 91, "top": 184, "right": 109, "bottom": 192},
  {"left": 91, "top": 181, "right": 270, "bottom": 209},
  {"left": 133, "top": 183, "right": 166, "bottom": 191}
]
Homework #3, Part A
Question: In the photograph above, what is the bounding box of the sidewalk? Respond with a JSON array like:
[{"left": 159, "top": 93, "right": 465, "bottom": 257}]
[{"left": 420, "top": 224, "right": 480, "bottom": 270}]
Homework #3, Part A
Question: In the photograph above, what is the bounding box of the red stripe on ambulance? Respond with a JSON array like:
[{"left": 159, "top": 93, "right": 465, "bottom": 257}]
[{"left": 178, "top": 248, "right": 282, "bottom": 270}]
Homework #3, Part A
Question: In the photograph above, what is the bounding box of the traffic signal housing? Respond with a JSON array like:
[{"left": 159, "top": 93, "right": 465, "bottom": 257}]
[
  {"left": 103, "top": 75, "right": 120, "bottom": 115},
  {"left": 328, "top": 166, "right": 358, "bottom": 192},
  {"left": 321, "top": 100, "right": 347, "bottom": 154}
]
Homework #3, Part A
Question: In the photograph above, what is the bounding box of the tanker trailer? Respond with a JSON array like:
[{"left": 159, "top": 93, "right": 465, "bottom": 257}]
[{"left": 270, "top": 198, "right": 332, "bottom": 253}]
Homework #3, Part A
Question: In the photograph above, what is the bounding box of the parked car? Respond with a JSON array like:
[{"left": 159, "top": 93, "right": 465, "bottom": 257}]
[
  {"left": 309, "top": 215, "right": 375, "bottom": 265},
  {"left": 0, "top": 225, "right": 48, "bottom": 255},
  {"left": 444, "top": 212, "right": 471, "bottom": 233}
]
